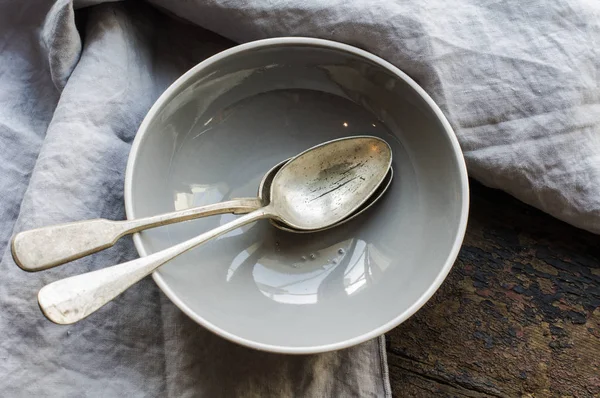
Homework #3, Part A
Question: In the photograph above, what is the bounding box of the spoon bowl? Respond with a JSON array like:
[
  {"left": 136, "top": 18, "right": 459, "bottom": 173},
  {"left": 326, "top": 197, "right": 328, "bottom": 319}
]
[
  {"left": 267, "top": 136, "right": 392, "bottom": 230},
  {"left": 268, "top": 167, "right": 394, "bottom": 233}
]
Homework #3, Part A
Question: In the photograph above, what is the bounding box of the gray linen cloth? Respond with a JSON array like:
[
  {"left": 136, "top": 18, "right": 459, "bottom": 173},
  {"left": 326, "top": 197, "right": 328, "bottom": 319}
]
[{"left": 1, "top": 0, "right": 598, "bottom": 396}]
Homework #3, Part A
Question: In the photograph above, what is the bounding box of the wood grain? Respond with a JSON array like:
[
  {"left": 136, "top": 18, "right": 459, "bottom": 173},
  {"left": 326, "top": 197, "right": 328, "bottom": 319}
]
[{"left": 386, "top": 181, "right": 600, "bottom": 397}]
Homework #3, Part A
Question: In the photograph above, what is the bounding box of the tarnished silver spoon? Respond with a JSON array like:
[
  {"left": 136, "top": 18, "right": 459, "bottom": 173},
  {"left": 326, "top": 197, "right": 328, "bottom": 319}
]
[
  {"left": 37, "top": 135, "right": 392, "bottom": 324},
  {"left": 12, "top": 158, "right": 392, "bottom": 272}
]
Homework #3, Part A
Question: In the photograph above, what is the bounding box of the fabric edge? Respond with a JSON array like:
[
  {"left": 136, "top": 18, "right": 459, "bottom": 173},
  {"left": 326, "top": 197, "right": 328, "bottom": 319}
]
[{"left": 378, "top": 335, "right": 392, "bottom": 397}]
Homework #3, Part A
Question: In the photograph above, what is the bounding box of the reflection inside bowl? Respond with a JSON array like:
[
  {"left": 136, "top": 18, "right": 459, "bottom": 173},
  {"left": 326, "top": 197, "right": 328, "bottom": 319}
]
[{"left": 224, "top": 230, "right": 392, "bottom": 305}]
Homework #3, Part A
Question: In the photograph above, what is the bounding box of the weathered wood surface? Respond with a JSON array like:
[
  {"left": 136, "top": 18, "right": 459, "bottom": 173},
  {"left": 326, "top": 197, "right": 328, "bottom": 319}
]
[{"left": 386, "top": 181, "right": 600, "bottom": 397}]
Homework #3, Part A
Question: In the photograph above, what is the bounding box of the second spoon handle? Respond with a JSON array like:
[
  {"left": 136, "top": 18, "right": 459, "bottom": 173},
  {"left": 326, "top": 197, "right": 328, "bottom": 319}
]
[
  {"left": 11, "top": 197, "right": 262, "bottom": 272},
  {"left": 38, "top": 206, "right": 274, "bottom": 325}
]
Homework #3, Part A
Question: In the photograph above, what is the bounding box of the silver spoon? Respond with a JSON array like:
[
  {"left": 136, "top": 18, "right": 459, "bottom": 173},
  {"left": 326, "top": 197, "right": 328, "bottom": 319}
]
[
  {"left": 11, "top": 159, "right": 391, "bottom": 272},
  {"left": 37, "top": 135, "right": 392, "bottom": 324}
]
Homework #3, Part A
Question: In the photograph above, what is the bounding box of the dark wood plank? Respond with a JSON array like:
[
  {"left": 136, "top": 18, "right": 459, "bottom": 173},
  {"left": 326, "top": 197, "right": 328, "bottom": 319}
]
[{"left": 386, "top": 180, "right": 600, "bottom": 397}]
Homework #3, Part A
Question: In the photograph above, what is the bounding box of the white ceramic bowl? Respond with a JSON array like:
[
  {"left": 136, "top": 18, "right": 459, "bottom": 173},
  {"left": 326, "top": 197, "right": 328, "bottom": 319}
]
[{"left": 124, "top": 38, "right": 469, "bottom": 354}]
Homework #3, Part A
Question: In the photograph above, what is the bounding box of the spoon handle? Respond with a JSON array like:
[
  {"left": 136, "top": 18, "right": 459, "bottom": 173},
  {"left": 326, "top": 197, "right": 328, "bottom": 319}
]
[
  {"left": 12, "top": 198, "right": 262, "bottom": 272},
  {"left": 38, "top": 206, "right": 274, "bottom": 325}
]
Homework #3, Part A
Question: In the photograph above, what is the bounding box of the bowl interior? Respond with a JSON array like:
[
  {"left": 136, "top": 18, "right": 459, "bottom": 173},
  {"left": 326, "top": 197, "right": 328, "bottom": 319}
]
[{"left": 127, "top": 40, "right": 467, "bottom": 352}]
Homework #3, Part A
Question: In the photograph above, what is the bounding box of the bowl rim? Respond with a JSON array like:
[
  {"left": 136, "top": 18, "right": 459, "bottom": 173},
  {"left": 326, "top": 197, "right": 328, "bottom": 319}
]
[{"left": 124, "top": 37, "right": 470, "bottom": 354}]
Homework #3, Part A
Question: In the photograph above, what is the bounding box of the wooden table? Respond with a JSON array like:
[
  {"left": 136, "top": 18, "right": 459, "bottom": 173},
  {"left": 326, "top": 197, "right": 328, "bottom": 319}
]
[{"left": 385, "top": 181, "right": 600, "bottom": 397}]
